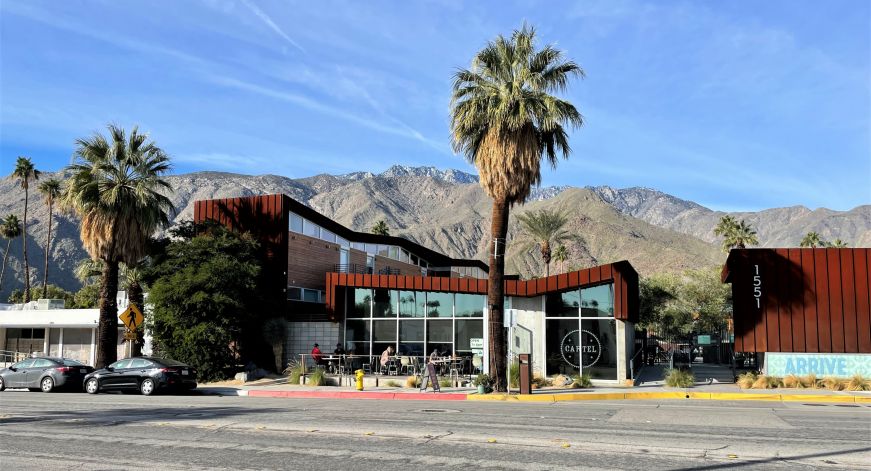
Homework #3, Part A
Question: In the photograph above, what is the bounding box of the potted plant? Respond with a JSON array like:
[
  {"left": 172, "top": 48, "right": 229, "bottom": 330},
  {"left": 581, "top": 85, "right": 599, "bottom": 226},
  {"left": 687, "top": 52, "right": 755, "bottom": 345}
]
[{"left": 472, "top": 373, "right": 492, "bottom": 394}]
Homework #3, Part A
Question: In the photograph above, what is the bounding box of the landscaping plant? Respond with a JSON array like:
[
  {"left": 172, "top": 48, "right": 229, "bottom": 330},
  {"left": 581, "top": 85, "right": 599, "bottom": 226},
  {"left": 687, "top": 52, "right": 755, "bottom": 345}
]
[
  {"left": 846, "top": 374, "right": 870, "bottom": 391},
  {"left": 821, "top": 376, "right": 843, "bottom": 391},
  {"left": 308, "top": 368, "right": 327, "bottom": 386},
  {"left": 736, "top": 371, "right": 757, "bottom": 389},
  {"left": 664, "top": 368, "right": 695, "bottom": 388},
  {"left": 405, "top": 376, "right": 421, "bottom": 388},
  {"left": 571, "top": 372, "right": 592, "bottom": 389}
]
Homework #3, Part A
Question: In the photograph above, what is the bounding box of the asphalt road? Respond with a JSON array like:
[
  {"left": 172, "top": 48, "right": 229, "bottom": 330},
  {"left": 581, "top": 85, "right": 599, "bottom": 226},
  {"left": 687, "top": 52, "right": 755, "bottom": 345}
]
[{"left": 0, "top": 390, "right": 869, "bottom": 470}]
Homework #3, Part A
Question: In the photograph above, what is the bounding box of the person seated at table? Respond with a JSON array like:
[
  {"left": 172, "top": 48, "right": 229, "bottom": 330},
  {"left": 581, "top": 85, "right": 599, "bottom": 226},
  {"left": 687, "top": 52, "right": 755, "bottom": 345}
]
[
  {"left": 334, "top": 343, "right": 346, "bottom": 355},
  {"left": 311, "top": 343, "right": 323, "bottom": 366},
  {"left": 380, "top": 345, "right": 395, "bottom": 373}
]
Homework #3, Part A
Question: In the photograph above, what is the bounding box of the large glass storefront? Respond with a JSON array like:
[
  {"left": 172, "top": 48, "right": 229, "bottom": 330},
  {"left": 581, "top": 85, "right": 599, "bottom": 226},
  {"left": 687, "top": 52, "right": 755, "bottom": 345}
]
[
  {"left": 344, "top": 288, "right": 484, "bottom": 359},
  {"left": 545, "top": 283, "right": 618, "bottom": 379}
]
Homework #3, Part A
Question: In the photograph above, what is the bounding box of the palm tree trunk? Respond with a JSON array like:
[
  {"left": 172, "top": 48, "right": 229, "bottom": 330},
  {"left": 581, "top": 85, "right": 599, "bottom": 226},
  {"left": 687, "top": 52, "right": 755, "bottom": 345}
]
[
  {"left": 96, "top": 260, "right": 120, "bottom": 368},
  {"left": 487, "top": 197, "right": 509, "bottom": 392},
  {"left": 128, "top": 278, "right": 144, "bottom": 357},
  {"left": 23, "top": 186, "right": 30, "bottom": 303},
  {"left": 0, "top": 238, "right": 11, "bottom": 291},
  {"left": 42, "top": 199, "right": 53, "bottom": 299}
]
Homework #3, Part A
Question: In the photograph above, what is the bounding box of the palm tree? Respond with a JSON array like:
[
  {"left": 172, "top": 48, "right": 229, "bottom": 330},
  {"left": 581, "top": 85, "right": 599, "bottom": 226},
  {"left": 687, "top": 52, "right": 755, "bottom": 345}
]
[
  {"left": 800, "top": 231, "right": 824, "bottom": 248},
  {"left": 553, "top": 245, "right": 568, "bottom": 274},
  {"left": 827, "top": 239, "right": 848, "bottom": 248},
  {"left": 371, "top": 220, "right": 390, "bottom": 236},
  {"left": 516, "top": 209, "right": 574, "bottom": 277},
  {"left": 11, "top": 157, "right": 41, "bottom": 302},
  {"left": 62, "top": 125, "right": 173, "bottom": 368},
  {"left": 714, "top": 215, "right": 758, "bottom": 252},
  {"left": 451, "top": 25, "right": 583, "bottom": 391},
  {"left": 38, "top": 178, "right": 63, "bottom": 299},
  {"left": 0, "top": 214, "right": 23, "bottom": 292}
]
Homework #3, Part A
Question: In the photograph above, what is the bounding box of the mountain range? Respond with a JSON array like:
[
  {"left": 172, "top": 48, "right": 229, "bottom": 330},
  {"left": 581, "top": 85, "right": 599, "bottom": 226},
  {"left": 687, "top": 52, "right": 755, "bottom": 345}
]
[{"left": 0, "top": 164, "right": 868, "bottom": 299}]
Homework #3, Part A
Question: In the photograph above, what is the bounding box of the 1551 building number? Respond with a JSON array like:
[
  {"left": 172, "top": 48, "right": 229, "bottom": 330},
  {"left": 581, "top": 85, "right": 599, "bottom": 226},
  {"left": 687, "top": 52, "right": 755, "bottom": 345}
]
[{"left": 753, "top": 264, "right": 762, "bottom": 308}]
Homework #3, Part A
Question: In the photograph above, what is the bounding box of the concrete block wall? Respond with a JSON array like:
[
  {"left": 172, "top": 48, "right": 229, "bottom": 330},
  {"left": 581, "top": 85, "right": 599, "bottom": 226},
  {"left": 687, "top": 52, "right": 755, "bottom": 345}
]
[{"left": 285, "top": 321, "right": 341, "bottom": 362}]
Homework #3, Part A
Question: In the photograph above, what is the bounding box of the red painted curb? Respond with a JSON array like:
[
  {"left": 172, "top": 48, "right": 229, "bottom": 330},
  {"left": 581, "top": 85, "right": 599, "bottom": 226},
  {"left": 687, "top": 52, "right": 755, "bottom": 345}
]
[{"left": 246, "top": 390, "right": 467, "bottom": 401}]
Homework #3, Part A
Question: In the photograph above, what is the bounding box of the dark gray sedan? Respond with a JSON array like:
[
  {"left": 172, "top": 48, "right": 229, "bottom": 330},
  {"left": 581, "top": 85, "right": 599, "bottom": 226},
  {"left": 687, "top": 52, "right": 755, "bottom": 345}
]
[{"left": 0, "top": 357, "right": 94, "bottom": 392}]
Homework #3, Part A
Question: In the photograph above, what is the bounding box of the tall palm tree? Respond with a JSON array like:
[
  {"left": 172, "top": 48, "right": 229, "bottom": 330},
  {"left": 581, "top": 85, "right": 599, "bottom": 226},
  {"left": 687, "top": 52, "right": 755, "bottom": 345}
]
[
  {"left": 800, "top": 231, "right": 824, "bottom": 248},
  {"left": 11, "top": 157, "right": 41, "bottom": 302},
  {"left": 371, "top": 220, "right": 390, "bottom": 236},
  {"left": 0, "top": 214, "right": 22, "bottom": 292},
  {"left": 553, "top": 245, "right": 568, "bottom": 274},
  {"left": 714, "top": 215, "right": 758, "bottom": 252},
  {"left": 62, "top": 125, "right": 173, "bottom": 368},
  {"left": 516, "top": 209, "right": 574, "bottom": 277},
  {"left": 713, "top": 215, "right": 738, "bottom": 249},
  {"left": 38, "top": 178, "right": 63, "bottom": 299},
  {"left": 451, "top": 25, "right": 583, "bottom": 391}
]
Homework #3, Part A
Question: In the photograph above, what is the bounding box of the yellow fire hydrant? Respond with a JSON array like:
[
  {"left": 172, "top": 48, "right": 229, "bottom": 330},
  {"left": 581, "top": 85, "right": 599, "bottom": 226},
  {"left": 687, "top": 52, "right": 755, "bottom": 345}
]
[{"left": 355, "top": 369, "right": 365, "bottom": 391}]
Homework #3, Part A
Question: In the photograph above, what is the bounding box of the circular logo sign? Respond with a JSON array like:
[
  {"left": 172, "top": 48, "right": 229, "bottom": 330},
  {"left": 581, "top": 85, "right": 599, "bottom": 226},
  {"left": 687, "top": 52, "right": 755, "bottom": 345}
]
[{"left": 560, "top": 329, "right": 602, "bottom": 368}]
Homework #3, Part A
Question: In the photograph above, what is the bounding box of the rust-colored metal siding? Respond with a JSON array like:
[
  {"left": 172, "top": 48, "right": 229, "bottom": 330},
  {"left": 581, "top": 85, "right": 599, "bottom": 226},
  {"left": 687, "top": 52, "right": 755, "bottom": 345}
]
[
  {"left": 325, "top": 261, "right": 640, "bottom": 323},
  {"left": 723, "top": 248, "right": 871, "bottom": 354}
]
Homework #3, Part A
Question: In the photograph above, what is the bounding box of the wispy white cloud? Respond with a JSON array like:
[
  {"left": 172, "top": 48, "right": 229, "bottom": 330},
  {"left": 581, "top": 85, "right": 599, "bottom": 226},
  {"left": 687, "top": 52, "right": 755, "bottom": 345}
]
[{"left": 238, "top": 0, "right": 305, "bottom": 53}]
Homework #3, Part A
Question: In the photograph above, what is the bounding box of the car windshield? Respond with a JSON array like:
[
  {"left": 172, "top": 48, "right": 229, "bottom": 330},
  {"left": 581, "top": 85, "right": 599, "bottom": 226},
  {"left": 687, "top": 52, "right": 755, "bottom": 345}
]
[{"left": 62, "top": 359, "right": 85, "bottom": 366}]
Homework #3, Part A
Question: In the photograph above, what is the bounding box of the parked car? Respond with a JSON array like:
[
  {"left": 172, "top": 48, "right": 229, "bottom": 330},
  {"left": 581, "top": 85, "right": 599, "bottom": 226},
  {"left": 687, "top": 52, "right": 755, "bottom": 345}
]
[
  {"left": 83, "top": 357, "right": 197, "bottom": 396},
  {"left": 0, "top": 357, "right": 94, "bottom": 392}
]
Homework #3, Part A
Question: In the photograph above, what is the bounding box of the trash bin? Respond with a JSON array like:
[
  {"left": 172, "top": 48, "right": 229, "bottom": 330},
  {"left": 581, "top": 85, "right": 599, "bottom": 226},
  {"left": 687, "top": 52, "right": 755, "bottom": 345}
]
[{"left": 519, "top": 354, "right": 532, "bottom": 395}]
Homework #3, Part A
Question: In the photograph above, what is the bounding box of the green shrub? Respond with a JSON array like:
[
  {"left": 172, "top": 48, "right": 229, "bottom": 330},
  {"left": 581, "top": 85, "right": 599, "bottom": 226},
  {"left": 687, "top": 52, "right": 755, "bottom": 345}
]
[
  {"left": 846, "top": 374, "right": 870, "bottom": 391},
  {"left": 308, "top": 368, "right": 327, "bottom": 386},
  {"left": 287, "top": 364, "right": 305, "bottom": 385},
  {"left": 439, "top": 378, "right": 453, "bottom": 388},
  {"left": 571, "top": 373, "right": 592, "bottom": 388},
  {"left": 472, "top": 373, "right": 492, "bottom": 387},
  {"left": 664, "top": 368, "right": 694, "bottom": 388},
  {"left": 509, "top": 361, "right": 520, "bottom": 388}
]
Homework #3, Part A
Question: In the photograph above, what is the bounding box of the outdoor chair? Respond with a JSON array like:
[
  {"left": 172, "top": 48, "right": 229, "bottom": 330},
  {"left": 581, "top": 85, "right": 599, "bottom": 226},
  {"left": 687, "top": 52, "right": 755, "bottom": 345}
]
[
  {"left": 400, "top": 356, "right": 411, "bottom": 375},
  {"left": 472, "top": 355, "right": 483, "bottom": 375}
]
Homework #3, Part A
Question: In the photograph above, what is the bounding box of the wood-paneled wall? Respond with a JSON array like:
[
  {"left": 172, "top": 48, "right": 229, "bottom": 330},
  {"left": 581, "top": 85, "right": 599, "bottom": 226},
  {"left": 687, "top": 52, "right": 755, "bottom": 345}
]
[{"left": 723, "top": 248, "right": 871, "bottom": 354}]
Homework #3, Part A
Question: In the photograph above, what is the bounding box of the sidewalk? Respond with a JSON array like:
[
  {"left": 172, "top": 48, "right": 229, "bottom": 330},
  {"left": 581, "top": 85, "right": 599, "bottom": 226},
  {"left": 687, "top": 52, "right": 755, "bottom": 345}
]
[{"left": 197, "top": 378, "right": 871, "bottom": 404}]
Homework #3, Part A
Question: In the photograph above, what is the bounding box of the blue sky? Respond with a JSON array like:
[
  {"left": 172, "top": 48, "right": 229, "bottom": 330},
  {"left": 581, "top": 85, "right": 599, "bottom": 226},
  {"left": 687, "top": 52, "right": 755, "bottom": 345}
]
[{"left": 1, "top": 0, "right": 868, "bottom": 211}]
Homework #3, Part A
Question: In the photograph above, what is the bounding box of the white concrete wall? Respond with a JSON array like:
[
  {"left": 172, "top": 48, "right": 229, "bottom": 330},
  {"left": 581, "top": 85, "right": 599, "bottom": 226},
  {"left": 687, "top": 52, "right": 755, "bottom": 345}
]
[
  {"left": 511, "top": 296, "right": 546, "bottom": 376},
  {"left": 285, "top": 321, "right": 341, "bottom": 361}
]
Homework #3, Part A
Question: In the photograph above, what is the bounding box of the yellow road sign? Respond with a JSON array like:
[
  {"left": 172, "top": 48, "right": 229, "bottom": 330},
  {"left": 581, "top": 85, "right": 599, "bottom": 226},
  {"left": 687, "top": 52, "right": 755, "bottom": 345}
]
[{"left": 119, "top": 304, "right": 144, "bottom": 331}]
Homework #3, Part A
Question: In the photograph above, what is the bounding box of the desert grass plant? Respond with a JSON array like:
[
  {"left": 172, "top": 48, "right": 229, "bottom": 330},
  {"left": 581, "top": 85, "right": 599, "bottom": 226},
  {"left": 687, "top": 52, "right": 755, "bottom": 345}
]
[
  {"left": 736, "top": 371, "right": 757, "bottom": 389},
  {"left": 782, "top": 374, "right": 802, "bottom": 389},
  {"left": 751, "top": 375, "right": 782, "bottom": 389},
  {"left": 439, "top": 378, "right": 453, "bottom": 388},
  {"left": 664, "top": 368, "right": 695, "bottom": 388},
  {"left": 800, "top": 373, "right": 819, "bottom": 389},
  {"left": 385, "top": 380, "right": 402, "bottom": 388},
  {"left": 286, "top": 364, "right": 305, "bottom": 385},
  {"left": 821, "top": 376, "right": 843, "bottom": 391},
  {"left": 509, "top": 361, "right": 520, "bottom": 388},
  {"left": 530, "top": 373, "right": 551, "bottom": 389},
  {"left": 571, "top": 372, "right": 592, "bottom": 389},
  {"left": 308, "top": 368, "right": 327, "bottom": 387},
  {"left": 845, "top": 374, "right": 871, "bottom": 391},
  {"left": 405, "top": 375, "right": 421, "bottom": 388}
]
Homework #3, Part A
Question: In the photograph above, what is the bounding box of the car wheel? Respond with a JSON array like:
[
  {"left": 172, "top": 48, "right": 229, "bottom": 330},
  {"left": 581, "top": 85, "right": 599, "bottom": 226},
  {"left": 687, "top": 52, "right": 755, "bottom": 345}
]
[
  {"left": 85, "top": 378, "right": 99, "bottom": 394},
  {"left": 40, "top": 376, "right": 54, "bottom": 393},
  {"left": 140, "top": 378, "right": 155, "bottom": 396},
  {"left": 0, "top": 376, "right": 5, "bottom": 392}
]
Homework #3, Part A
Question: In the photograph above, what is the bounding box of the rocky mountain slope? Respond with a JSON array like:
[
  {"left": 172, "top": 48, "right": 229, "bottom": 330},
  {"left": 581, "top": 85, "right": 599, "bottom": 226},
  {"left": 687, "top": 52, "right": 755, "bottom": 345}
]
[{"left": 0, "top": 165, "right": 867, "bottom": 299}]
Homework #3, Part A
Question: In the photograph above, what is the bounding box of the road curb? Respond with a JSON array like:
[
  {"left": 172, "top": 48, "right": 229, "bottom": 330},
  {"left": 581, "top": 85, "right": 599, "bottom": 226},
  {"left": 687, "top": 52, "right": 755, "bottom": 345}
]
[
  {"left": 246, "top": 390, "right": 467, "bottom": 401},
  {"left": 467, "top": 391, "right": 871, "bottom": 403}
]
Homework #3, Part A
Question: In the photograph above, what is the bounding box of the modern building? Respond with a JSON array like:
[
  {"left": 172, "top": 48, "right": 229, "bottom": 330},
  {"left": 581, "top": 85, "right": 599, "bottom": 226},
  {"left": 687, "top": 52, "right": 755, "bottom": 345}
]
[
  {"left": 722, "top": 248, "right": 871, "bottom": 378},
  {"left": 195, "top": 193, "right": 640, "bottom": 382}
]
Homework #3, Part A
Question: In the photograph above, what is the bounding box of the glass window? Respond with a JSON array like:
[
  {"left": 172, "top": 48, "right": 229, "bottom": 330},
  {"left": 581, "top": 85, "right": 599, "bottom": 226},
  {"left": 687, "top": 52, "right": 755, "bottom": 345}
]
[
  {"left": 62, "top": 359, "right": 85, "bottom": 366},
  {"left": 303, "top": 220, "right": 319, "bottom": 238},
  {"left": 352, "top": 242, "right": 365, "bottom": 251},
  {"left": 345, "top": 320, "right": 370, "bottom": 344},
  {"left": 455, "top": 320, "right": 484, "bottom": 353},
  {"left": 321, "top": 228, "right": 336, "bottom": 243},
  {"left": 347, "top": 289, "right": 371, "bottom": 318},
  {"left": 546, "top": 289, "right": 580, "bottom": 317},
  {"left": 427, "top": 319, "right": 452, "bottom": 343},
  {"left": 581, "top": 284, "right": 614, "bottom": 318},
  {"left": 303, "top": 289, "right": 321, "bottom": 303},
  {"left": 290, "top": 213, "right": 303, "bottom": 233},
  {"left": 410, "top": 254, "right": 418, "bottom": 265},
  {"left": 372, "top": 320, "right": 396, "bottom": 342},
  {"left": 455, "top": 294, "right": 484, "bottom": 317},
  {"left": 288, "top": 287, "right": 302, "bottom": 301},
  {"left": 130, "top": 359, "right": 154, "bottom": 368},
  {"left": 12, "top": 359, "right": 34, "bottom": 369},
  {"left": 545, "top": 319, "right": 580, "bottom": 376},
  {"left": 398, "top": 291, "right": 422, "bottom": 318},
  {"left": 62, "top": 328, "right": 92, "bottom": 365},
  {"left": 110, "top": 359, "right": 133, "bottom": 369},
  {"left": 372, "top": 289, "right": 395, "bottom": 317},
  {"left": 49, "top": 328, "right": 60, "bottom": 357},
  {"left": 398, "top": 343, "right": 424, "bottom": 357},
  {"left": 389, "top": 246, "right": 400, "bottom": 260},
  {"left": 365, "top": 243, "right": 378, "bottom": 255},
  {"left": 32, "top": 359, "right": 54, "bottom": 368},
  {"left": 401, "top": 249, "right": 410, "bottom": 264},
  {"left": 399, "top": 320, "right": 424, "bottom": 342},
  {"left": 581, "top": 319, "right": 617, "bottom": 379},
  {"left": 377, "top": 245, "right": 390, "bottom": 257},
  {"left": 337, "top": 236, "right": 350, "bottom": 248},
  {"left": 426, "top": 292, "right": 453, "bottom": 318}
]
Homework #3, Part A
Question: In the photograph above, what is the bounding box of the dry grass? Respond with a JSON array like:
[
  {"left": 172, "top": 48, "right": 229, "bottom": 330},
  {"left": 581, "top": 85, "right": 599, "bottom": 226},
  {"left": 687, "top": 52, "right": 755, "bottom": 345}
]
[
  {"left": 782, "top": 374, "right": 802, "bottom": 388},
  {"left": 751, "top": 375, "right": 782, "bottom": 389},
  {"left": 664, "top": 368, "right": 695, "bottom": 388},
  {"left": 845, "top": 374, "right": 871, "bottom": 391},
  {"left": 800, "top": 373, "right": 819, "bottom": 389},
  {"left": 821, "top": 376, "right": 843, "bottom": 391},
  {"left": 384, "top": 380, "right": 402, "bottom": 388},
  {"left": 405, "top": 376, "right": 421, "bottom": 388},
  {"left": 736, "top": 372, "right": 757, "bottom": 389}
]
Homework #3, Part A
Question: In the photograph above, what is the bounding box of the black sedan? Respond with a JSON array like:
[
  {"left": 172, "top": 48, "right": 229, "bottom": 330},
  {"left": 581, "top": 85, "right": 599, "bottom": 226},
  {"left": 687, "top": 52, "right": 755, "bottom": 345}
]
[
  {"left": 83, "top": 357, "right": 197, "bottom": 396},
  {"left": 0, "top": 357, "right": 94, "bottom": 392}
]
